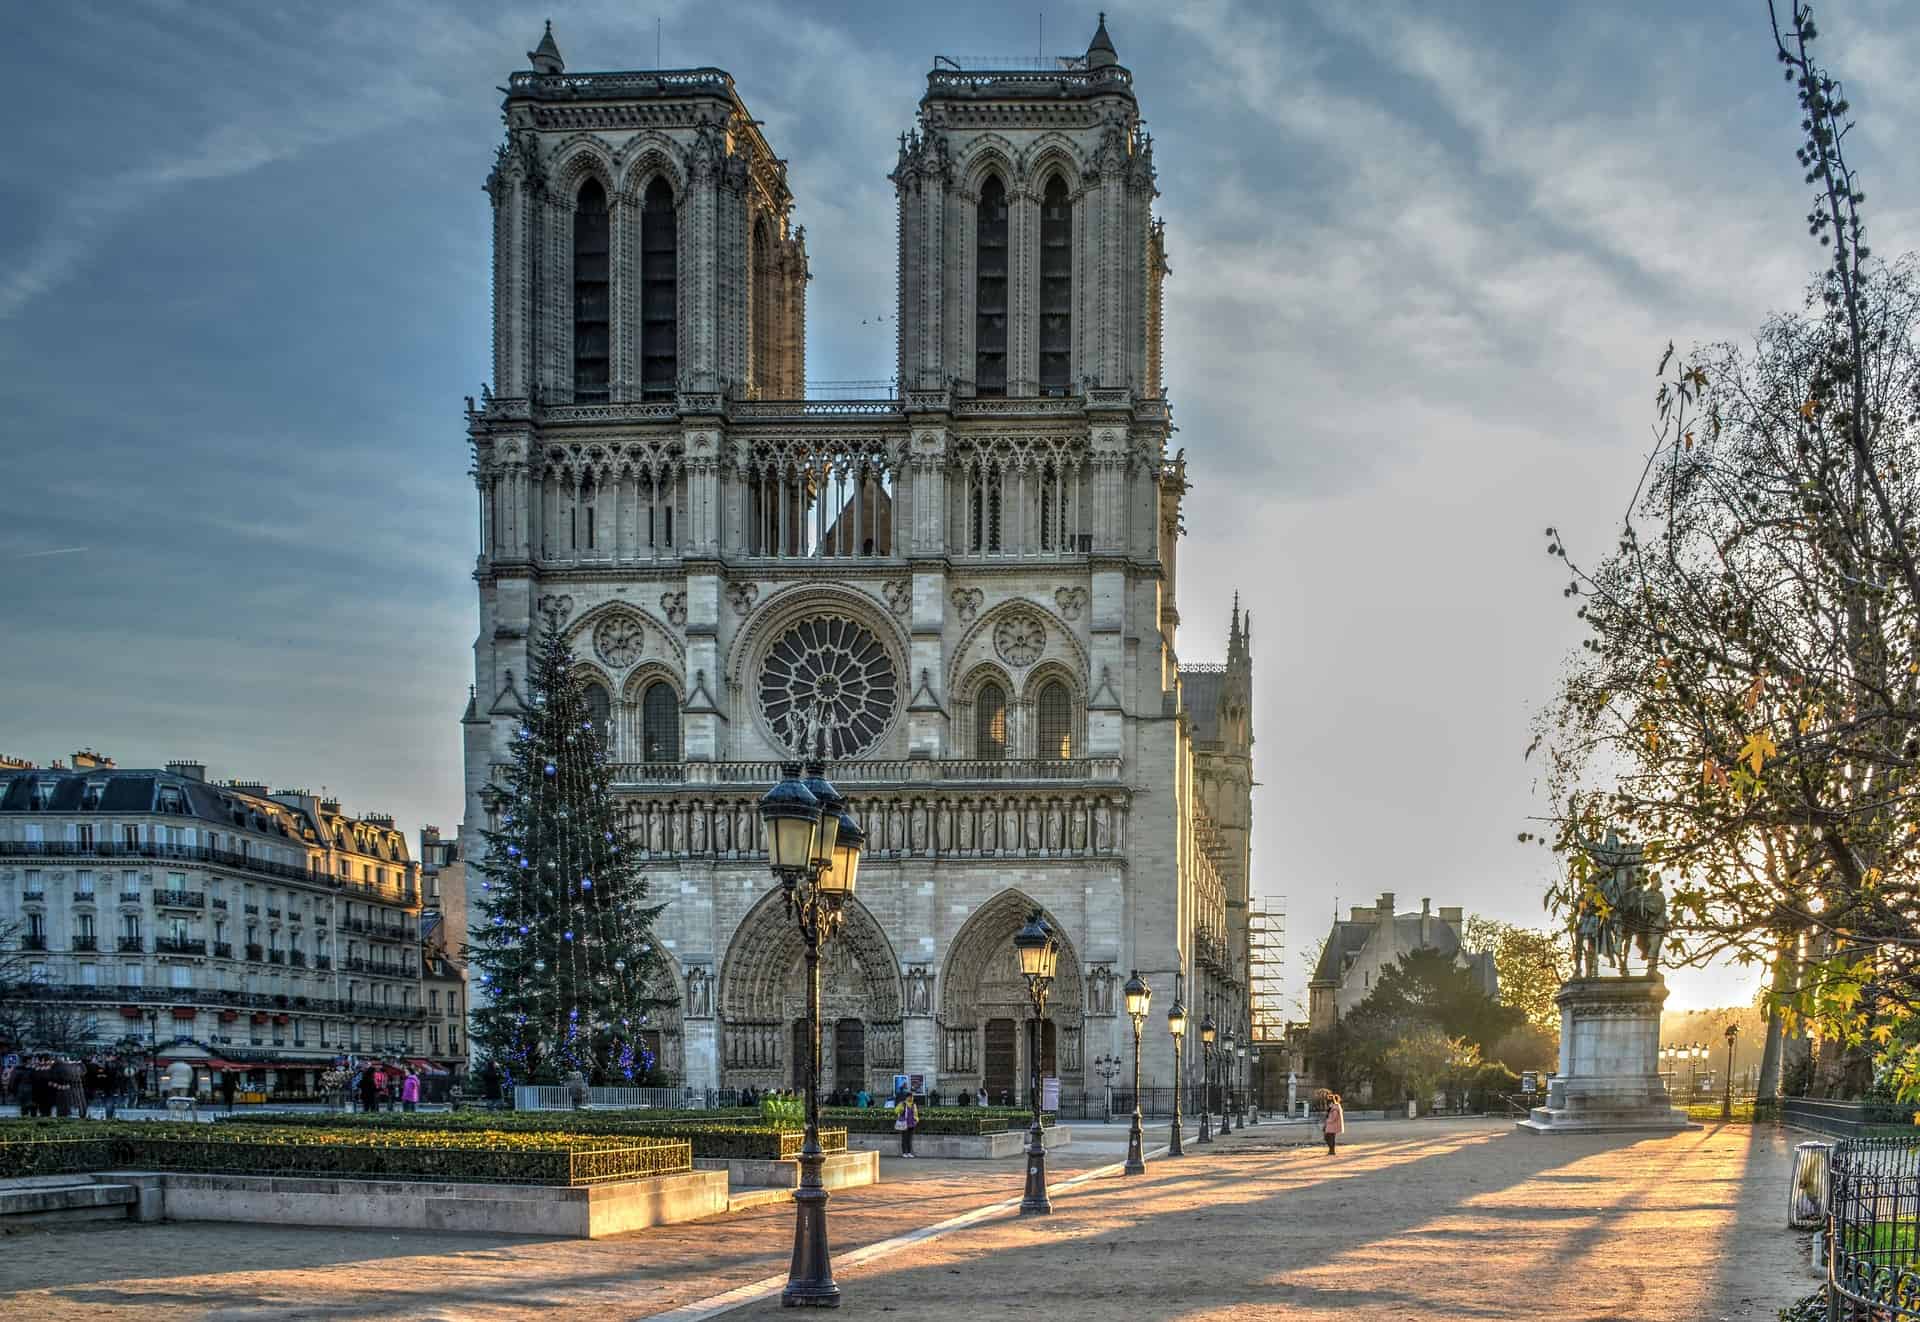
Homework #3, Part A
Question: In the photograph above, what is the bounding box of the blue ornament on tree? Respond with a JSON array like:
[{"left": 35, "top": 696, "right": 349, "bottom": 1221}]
[{"left": 544, "top": 763, "right": 557, "bottom": 777}]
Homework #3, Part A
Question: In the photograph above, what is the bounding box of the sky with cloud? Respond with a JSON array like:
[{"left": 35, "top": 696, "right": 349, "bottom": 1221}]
[{"left": 4, "top": 0, "right": 1916, "bottom": 1011}]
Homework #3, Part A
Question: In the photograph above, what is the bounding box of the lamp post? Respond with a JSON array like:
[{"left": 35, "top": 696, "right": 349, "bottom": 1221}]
[
  {"left": 1721, "top": 1024, "right": 1740, "bottom": 1121},
  {"left": 759, "top": 755, "right": 865, "bottom": 1309},
  {"left": 1122, "top": 970, "right": 1151, "bottom": 1175},
  {"left": 1092, "top": 1053, "right": 1122, "bottom": 1122},
  {"left": 144, "top": 1009, "right": 160, "bottom": 1099},
  {"left": 1689, "top": 1043, "right": 1704, "bottom": 1100},
  {"left": 1013, "top": 910, "right": 1059, "bottom": 1215},
  {"left": 1221, "top": 1027, "right": 1236, "bottom": 1134},
  {"left": 1243, "top": 1042, "right": 1256, "bottom": 1125},
  {"left": 1198, "top": 1014, "right": 1215, "bottom": 1144},
  {"left": 1166, "top": 995, "right": 1187, "bottom": 1156}
]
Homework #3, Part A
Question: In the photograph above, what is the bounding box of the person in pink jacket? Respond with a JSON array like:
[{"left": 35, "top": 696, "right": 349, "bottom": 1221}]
[
  {"left": 401, "top": 1070, "right": 421, "bottom": 1113},
  {"left": 1322, "top": 1092, "right": 1345, "bottom": 1156}
]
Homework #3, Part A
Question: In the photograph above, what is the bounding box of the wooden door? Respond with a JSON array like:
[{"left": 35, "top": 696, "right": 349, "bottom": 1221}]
[
  {"left": 984, "top": 1018, "right": 1017, "bottom": 1104},
  {"left": 834, "top": 1018, "right": 865, "bottom": 1094}
]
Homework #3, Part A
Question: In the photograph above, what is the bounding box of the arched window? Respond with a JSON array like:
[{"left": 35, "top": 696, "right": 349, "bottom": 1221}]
[
  {"left": 1038, "top": 175, "right": 1072, "bottom": 393},
  {"left": 572, "top": 178, "right": 610, "bottom": 402},
  {"left": 582, "top": 683, "right": 612, "bottom": 741},
  {"left": 641, "top": 681, "right": 681, "bottom": 763},
  {"left": 975, "top": 682, "right": 1008, "bottom": 759},
  {"left": 976, "top": 176, "right": 1009, "bottom": 396},
  {"left": 641, "top": 177, "right": 678, "bottom": 397},
  {"left": 1036, "top": 680, "right": 1073, "bottom": 760}
]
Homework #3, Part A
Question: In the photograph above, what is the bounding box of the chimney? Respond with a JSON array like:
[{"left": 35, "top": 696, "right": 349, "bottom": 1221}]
[
  {"left": 1420, "top": 898, "right": 1432, "bottom": 946},
  {"left": 0, "top": 753, "right": 35, "bottom": 771},
  {"left": 319, "top": 796, "right": 342, "bottom": 815},
  {"left": 1377, "top": 891, "right": 1396, "bottom": 917},
  {"left": 364, "top": 811, "right": 395, "bottom": 829},
  {"left": 166, "top": 760, "right": 206, "bottom": 782},
  {"left": 1350, "top": 906, "right": 1370, "bottom": 923},
  {"left": 1439, "top": 905, "right": 1463, "bottom": 926},
  {"left": 72, "top": 748, "right": 115, "bottom": 770},
  {"left": 227, "top": 780, "right": 270, "bottom": 796}
]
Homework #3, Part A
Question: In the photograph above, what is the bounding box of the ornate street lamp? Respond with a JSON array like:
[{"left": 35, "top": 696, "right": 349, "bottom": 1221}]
[
  {"left": 1221, "top": 1027, "right": 1237, "bottom": 1134},
  {"left": 1721, "top": 1023, "right": 1740, "bottom": 1121},
  {"left": 1166, "top": 995, "right": 1187, "bottom": 1157},
  {"left": 758, "top": 755, "right": 864, "bottom": 1309},
  {"left": 1197, "top": 1013, "right": 1216, "bottom": 1144},
  {"left": 1092, "top": 1052, "right": 1123, "bottom": 1122},
  {"left": 1122, "top": 969, "right": 1151, "bottom": 1175},
  {"left": 1012, "top": 910, "right": 1059, "bottom": 1215},
  {"left": 1241, "top": 1041, "right": 1254, "bottom": 1125}
]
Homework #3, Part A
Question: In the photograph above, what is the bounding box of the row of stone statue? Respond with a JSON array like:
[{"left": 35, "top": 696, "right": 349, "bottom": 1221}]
[{"left": 615, "top": 791, "right": 1128, "bottom": 859}]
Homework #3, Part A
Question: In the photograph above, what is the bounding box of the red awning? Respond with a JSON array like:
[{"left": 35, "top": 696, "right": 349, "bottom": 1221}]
[
  {"left": 406, "top": 1058, "right": 449, "bottom": 1074},
  {"left": 170, "top": 1007, "right": 196, "bottom": 1020},
  {"left": 120, "top": 1006, "right": 143, "bottom": 1018}
]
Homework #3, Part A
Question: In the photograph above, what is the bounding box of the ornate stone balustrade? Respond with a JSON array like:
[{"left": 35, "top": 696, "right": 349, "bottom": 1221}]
[{"left": 603, "top": 756, "right": 1122, "bottom": 788}]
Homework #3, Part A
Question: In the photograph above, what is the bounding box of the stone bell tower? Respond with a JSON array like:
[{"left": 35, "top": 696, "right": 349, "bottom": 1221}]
[{"left": 892, "top": 14, "right": 1165, "bottom": 398}]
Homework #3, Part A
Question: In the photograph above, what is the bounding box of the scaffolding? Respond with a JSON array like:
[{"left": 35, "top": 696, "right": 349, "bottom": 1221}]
[{"left": 1249, "top": 898, "right": 1287, "bottom": 1044}]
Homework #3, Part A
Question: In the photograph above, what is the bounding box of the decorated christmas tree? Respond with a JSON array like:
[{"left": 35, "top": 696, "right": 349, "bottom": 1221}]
[{"left": 467, "top": 623, "right": 672, "bottom": 1086}]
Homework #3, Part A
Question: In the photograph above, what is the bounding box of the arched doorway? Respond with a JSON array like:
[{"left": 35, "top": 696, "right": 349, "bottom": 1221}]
[
  {"left": 719, "top": 889, "right": 903, "bottom": 1096},
  {"left": 939, "top": 890, "right": 1084, "bottom": 1105}
]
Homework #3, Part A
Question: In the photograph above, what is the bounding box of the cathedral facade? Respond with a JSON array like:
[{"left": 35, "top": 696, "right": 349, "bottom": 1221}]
[{"left": 460, "top": 18, "right": 1256, "bottom": 1103}]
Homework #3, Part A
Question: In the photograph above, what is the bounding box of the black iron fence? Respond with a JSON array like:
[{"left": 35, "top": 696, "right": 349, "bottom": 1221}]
[
  {"left": 1784, "top": 1098, "right": 1920, "bottom": 1138},
  {"left": 1828, "top": 1136, "right": 1920, "bottom": 1320}
]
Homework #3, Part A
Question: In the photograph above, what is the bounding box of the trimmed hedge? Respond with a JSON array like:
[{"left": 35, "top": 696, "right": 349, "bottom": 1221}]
[
  {"left": 822, "top": 1106, "right": 1056, "bottom": 1136},
  {"left": 216, "top": 1110, "right": 846, "bottom": 1161},
  {"left": 0, "top": 1120, "right": 690, "bottom": 1187}
]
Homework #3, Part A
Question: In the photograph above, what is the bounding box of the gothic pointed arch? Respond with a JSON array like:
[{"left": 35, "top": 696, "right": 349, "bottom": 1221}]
[
  {"left": 639, "top": 174, "right": 679, "bottom": 397},
  {"left": 975, "top": 172, "right": 1010, "bottom": 396},
  {"left": 937, "top": 888, "right": 1084, "bottom": 1089},
  {"left": 632, "top": 947, "right": 687, "bottom": 1082},
  {"left": 1038, "top": 171, "right": 1073, "bottom": 393},
  {"left": 718, "top": 889, "right": 904, "bottom": 1092},
  {"left": 572, "top": 175, "right": 612, "bottom": 402}
]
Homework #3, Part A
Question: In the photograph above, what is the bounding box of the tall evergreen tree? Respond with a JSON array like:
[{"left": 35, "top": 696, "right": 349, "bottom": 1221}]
[{"left": 467, "top": 624, "right": 671, "bottom": 1085}]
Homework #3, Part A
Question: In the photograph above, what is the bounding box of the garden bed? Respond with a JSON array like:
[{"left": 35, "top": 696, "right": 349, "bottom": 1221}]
[
  {"left": 0, "top": 1120, "right": 690, "bottom": 1187},
  {"left": 821, "top": 1106, "right": 1055, "bottom": 1136},
  {"left": 216, "top": 1110, "right": 843, "bottom": 1161}
]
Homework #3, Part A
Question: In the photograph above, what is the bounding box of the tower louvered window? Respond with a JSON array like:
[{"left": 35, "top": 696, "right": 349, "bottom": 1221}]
[
  {"left": 976, "top": 176, "right": 1009, "bottom": 396},
  {"left": 1036, "top": 680, "right": 1073, "bottom": 760},
  {"left": 572, "top": 179, "right": 610, "bottom": 402},
  {"left": 641, "top": 178, "right": 678, "bottom": 397},
  {"left": 975, "top": 683, "right": 1008, "bottom": 759},
  {"left": 1039, "top": 175, "right": 1072, "bottom": 393},
  {"left": 641, "top": 681, "right": 681, "bottom": 763}
]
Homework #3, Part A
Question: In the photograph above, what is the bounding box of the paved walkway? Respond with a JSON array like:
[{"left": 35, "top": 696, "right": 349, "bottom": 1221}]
[{"left": 0, "top": 1119, "right": 1817, "bottom": 1320}]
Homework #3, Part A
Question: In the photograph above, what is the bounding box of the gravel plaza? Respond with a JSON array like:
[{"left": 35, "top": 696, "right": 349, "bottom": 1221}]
[{"left": 0, "top": 1117, "right": 1815, "bottom": 1321}]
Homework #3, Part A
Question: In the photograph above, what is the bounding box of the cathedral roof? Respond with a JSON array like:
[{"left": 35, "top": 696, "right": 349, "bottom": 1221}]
[
  {"left": 1181, "top": 666, "right": 1224, "bottom": 744},
  {"left": 1087, "top": 13, "right": 1118, "bottom": 68}
]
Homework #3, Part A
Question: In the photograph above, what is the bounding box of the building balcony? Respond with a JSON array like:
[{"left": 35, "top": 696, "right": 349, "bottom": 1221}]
[
  {"left": 73, "top": 891, "right": 95, "bottom": 904},
  {"left": 289, "top": 950, "right": 306, "bottom": 968},
  {"left": 245, "top": 943, "right": 264, "bottom": 961},
  {"left": 211, "top": 897, "right": 229, "bottom": 910},
  {"left": 156, "top": 889, "right": 206, "bottom": 909},
  {"left": 243, "top": 903, "right": 259, "bottom": 915},
  {"left": 314, "top": 954, "right": 332, "bottom": 970},
  {"left": 117, "top": 935, "right": 144, "bottom": 952},
  {"left": 23, "top": 934, "right": 47, "bottom": 951},
  {"left": 266, "top": 907, "right": 281, "bottom": 918},
  {"left": 156, "top": 937, "right": 204, "bottom": 956},
  {"left": 21, "top": 890, "right": 45, "bottom": 903},
  {"left": 0, "top": 839, "right": 328, "bottom": 888},
  {"left": 213, "top": 942, "right": 233, "bottom": 958},
  {"left": 70, "top": 935, "right": 98, "bottom": 952},
  {"left": 118, "top": 891, "right": 142, "bottom": 905},
  {"left": 267, "top": 950, "right": 285, "bottom": 965}
]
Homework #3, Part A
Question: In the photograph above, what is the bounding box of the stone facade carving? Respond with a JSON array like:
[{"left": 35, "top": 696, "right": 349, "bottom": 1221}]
[
  {"left": 1054, "top": 587, "right": 1087, "bottom": 620},
  {"left": 905, "top": 966, "right": 933, "bottom": 1016},
  {"left": 883, "top": 579, "right": 912, "bottom": 616},
  {"left": 538, "top": 593, "right": 575, "bottom": 624},
  {"left": 726, "top": 582, "right": 759, "bottom": 617},
  {"left": 684, "top": 965, "right": 713, "bottom": 1018},
  {"left": 659, "top": 592, "right": 687, "bottom": 626},
  {"left": 1086, "top": 964, "right": 1115, "bottom": 1016},
  {"left": 592, "top": 612, "right": 644, "bottom": 668},
  {"left": 951, "top": 587, "right": 983, "bottom": 623}
]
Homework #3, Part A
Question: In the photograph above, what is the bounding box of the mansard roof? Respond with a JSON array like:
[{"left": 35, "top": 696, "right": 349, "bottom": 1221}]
[{"left": 1181, "top": 665, "right": 1224, "bottom": 744}]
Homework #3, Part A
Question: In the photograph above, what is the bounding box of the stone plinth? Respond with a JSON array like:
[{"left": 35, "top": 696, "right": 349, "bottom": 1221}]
[{"left": 1516, "top": 976, "right": 1694, "bottom": 1135}]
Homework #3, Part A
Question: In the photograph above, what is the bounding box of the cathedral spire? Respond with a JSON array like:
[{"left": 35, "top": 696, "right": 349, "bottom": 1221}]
[
  {"left": 1087, "top": 12, "right": 1119, "bottom": 69},
  {"left": 528, "top": 20, "right": 564, "bottom": 75}
]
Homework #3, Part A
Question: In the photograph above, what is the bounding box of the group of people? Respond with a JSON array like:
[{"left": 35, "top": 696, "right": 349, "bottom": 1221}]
[
  {"left": 351, "top": 1062, "right": 424, "bottom": 1113},
  {"left": 6, "top": 1054, "right": 138, "bottom": 1118},
  {"left": 827, "top": 1085, "right": 994, "bottom": 1109}
]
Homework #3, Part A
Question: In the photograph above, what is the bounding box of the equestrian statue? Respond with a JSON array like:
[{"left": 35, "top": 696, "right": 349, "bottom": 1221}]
[{"left": 1571, "top": 829, "right": 1667, "bottom": 979}]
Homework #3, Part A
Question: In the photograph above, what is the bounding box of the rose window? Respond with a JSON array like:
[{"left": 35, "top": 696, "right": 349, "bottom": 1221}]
[
  {"left": 593, "top": 613, "right": 645, "bottom": 669},
  {"left": 758, "top": 616, "right": 900, "bottom": 758},
  {"left": 993, "top": 612, "right": 1045, "bottom": 666}
]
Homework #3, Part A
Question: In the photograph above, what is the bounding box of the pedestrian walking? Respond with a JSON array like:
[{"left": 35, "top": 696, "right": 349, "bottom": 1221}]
[
  {"left": 895, "top": 1092, "right": 919, "bottom": 1157},
  {"left": 372, "top": 1065, "right": 389, "bottom": 1112},
  {"left": 1322, "top": 1092, "right": 1345, "bottom": 1156},
  {"left": 358, "top": 1066, "right": 379, "bottom": 1114},
  {"left": 221, "top": 1071, "right": 238, "bottom": 1112},
  {"left": 401, "top": 1069, "right": 420, "bottom": 1113}
]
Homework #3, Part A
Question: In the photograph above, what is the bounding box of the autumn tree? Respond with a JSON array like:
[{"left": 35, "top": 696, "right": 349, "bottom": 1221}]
[
  {"left": 1535, "top": 3, "right": 1920, "bottom": 1099},
  {"left": 1464, "top": 916, "right": 1571, "bottom": 1037}
]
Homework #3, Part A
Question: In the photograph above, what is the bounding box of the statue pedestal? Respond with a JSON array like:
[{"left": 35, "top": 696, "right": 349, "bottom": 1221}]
[{"left": 1516, "top": 976, "right": 1694, "bottom": 1136}]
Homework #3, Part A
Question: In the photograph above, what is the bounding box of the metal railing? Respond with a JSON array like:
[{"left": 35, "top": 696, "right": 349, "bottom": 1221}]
[
  {"left": 1827, "top": 1136, "right": 1920, "bottom": 1320},
  {"left": 155, "top": 889, "right": 205, "bottom": 908},
  {"left": 1783, "top": 1098, "right": 1920, "bottom": 1138},
  {"left": 602, "top": 755, "right": 1121, "bottom": 789},
  {"left": 0, "top": 839, "right": 324, "bottom": 886},
  {"left": 155, "top": 937, "right": 203, "bottom": 955}
]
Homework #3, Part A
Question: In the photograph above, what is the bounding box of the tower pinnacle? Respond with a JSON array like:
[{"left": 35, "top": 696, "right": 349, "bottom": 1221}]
[
  {"left": 1087, "top": 12, "right": 1118, "bottom": 69},
  {"left": 528, "top": 20, "right": 564, "bottom": 75}
]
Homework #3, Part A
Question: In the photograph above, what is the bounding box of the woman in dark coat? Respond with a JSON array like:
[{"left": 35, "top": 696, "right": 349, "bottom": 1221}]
[{"left": 357, "top": 1066, "right": 380, "bottom": 1113}]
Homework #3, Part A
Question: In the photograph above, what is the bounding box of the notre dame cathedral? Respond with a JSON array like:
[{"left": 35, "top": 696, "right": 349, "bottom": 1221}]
[{"left": 460, "top": 16, "right": 1257, "bottom": 1103}]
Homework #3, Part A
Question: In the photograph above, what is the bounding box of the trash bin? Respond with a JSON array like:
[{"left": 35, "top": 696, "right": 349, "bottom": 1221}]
[{"left": 1789, "top": 1140, "right": 1832, "bottom": 1228}]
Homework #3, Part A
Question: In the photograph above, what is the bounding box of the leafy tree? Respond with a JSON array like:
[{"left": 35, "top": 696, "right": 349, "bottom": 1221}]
[
  {"left": 1350, "top": 948, "right": 1525, "bottom": 1054},
  {"left": 1464, "top": 915, "right": 1571, "bottom": 1039},
  {"left": 0, "top": 921, "right": 37, "bottom": 1051},
  {"left": 1534, "top": 4, "right": 1920, "bottom": 1099},
  {"left": 467, "top": 624, "right": 673, "bottom": 1086}
]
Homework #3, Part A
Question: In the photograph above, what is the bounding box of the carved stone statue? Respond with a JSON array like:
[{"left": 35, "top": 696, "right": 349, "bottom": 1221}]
[
  {"left": 905, "top": 967, "right": 932, "bottom": 1015},
  {"left": 686, "top": 966, "right": 713, "bottom": 1019}
]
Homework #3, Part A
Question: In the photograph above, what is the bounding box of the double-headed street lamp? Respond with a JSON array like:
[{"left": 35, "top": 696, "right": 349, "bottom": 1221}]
[
  {"left": 1123, "top": 970, "right": 1151, "bottom": 1175},
  {"left": 1012, "top": 910, "right": 1059, "bottom": 1215},
  {"left": 1092, "top": 1053, "right": 1123, "bottom": 1121},
  {"left": 1721, "top": 1023, "right": 1740, "bottom": 1121},
  {"left": 1167, "top": 995, "right": 1187, "bottom": 1157},
  {"left": 1221, "top": 1028, "right": 1237, "bottom": 1134},
  {"left": 759, "top": 755, "right": 865, "bottom": 1309},
  {"left": 1198, "top": 1014, "right": 1216, "bottom": 1144}
]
